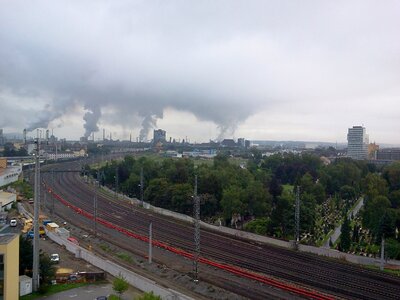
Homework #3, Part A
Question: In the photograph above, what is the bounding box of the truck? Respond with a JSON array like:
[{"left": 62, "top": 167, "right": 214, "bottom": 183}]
[{"left": 27, "top": 226, "right": 46, "bottom": 238}]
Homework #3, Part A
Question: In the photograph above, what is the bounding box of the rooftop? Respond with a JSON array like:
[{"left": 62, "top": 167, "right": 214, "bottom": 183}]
[
  {"left": 0, "top": 233, "right": 18, "bottom": 245},
  {"left": 0, "top": 166, "right": 21, "bottom": 177}
]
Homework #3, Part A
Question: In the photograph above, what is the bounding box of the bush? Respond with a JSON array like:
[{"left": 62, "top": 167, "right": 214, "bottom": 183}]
[
  {"left": 386, "top": 238, "right": 400, "bottom": 260},
  {"left": 135, "top": 291, "right": 162, "bottom": 300},
  {"left": 38, "top": 284, "right": 50, "bottom": 294},
  {"left": 243, "top": 218, "right": 270, "bottom": 235},
  {"left": 112, "top": 274, "right": 129, "bottom": 297}
]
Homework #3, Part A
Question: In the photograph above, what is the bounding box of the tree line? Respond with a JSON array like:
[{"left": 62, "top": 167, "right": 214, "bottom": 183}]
[{"left": 92, "top": 151, "right": 400, "bottom": 257}]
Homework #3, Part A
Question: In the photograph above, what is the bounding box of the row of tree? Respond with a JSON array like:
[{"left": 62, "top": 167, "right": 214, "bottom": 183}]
[{"left": 93, "top": 152, "right": 400, "bottom": 253}]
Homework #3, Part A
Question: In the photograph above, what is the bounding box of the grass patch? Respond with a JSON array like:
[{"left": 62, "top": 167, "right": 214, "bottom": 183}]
[
  {"left": 20, "top": 282, "right": 89, "bottom": 300},
  {"left": 365, "top": 265, "right": 400, "bottom": 276},
  {"left": 99, "top": 243, "right": 111, "bottom": 252},
  {"left": 9, "top": 179, "right": 34, "bottom": 200},
  {"left": 116, "top": 252, "right": 133, "bottom": 263}
]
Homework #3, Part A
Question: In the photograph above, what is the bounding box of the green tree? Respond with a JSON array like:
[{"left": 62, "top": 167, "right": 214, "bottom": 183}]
[
  {"left": 170, "top": 183, "right": 193, "bottom": 213},
  {"left": 383, "top": 162, "right": 400, "bottom": 191},
  {"left": 244, "top": 181, "right": 271, "bottom": 217},
  {"left": 385, "top": 238, "right": 400, "bottom": 260},
  {"left": 312, "top": 182, "right": 326, "bottom": 204},
  {"left": 144, "top": 178, "right": 171, "bottom": 208},
  {"left": 19, "top": 236, "right": 33, "bottom": 276},
  {"left": 220, "top": 186, "right": 245, "bottom": 221},
  {"left": 377, "top": 209, "right": 397, "bottom": 241},
  {"left": 300, "top": 192, "right": 317, "bottom": 234},
  {"left": 39, "top": 252, "right": 56, "bottom": 286},
  {"left": 213, "top": 152, "right": 230, "bottom": 169},
  {"left": 340, "top": 217, "right": 351, "bottom": 252},
  {"left": 340, "top": 185, "right": 356, "bottom": 201},
  {"left": 269, "top": 189, "right": 294, "bottom": 238},
  {"left": 362, "top": 195, "right": 391, "bottom": 238},
  {"left": 135, "top": 291, "right": 162, "bottom": 300},
  {"left": 112, "top": 274, "right": 129, "bottom": 298},
  {"left": 388, "top": 190, "right": 400, "bottom": 209},
  {"left": 299, "top": 173, "right": 314, "bottom": 194},
  {"left": 362, "top": 173, "right": 388, "bottom": 202}
]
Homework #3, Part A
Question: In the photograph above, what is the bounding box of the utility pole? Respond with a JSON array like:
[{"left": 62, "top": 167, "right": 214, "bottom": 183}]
[
  {"left": 51, "top": 170, "right": 55, "bottom": 215},
  {"left": 32, "top": 130, "right": 40, "bottom": 292},
  {"left": 115, "top": 166, "right": 119, "bottom": 199},
  {"left": 140, "top": 167, "right": 144, "bottom": 206},
  {"left": 43, "top": 184, "right": 46, "bottom": 212},
  {"left": 93, "top": 171, "right": 99, "bottom": 236},
  {"left": 295, "top": 186, "right": 300, "bottom": 245},
  {"left": 193, "top": 175, "right": 200, "bottom": 282},
  {"left": 380, "top": 235, "right": 385, "bottom": 271},
  {"left": 148, "top": 222, "right": 152, "bottom": 264}
]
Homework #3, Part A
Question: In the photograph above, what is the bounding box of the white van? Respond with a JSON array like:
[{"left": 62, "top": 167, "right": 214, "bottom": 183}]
[{"left": 10, "top": 218, "right": 17, "bottom": 227}]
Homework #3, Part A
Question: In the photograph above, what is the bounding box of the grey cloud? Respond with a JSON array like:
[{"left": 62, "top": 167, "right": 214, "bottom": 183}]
[{"left": 0, "top": 1, "right": 400, "bottom": 141}]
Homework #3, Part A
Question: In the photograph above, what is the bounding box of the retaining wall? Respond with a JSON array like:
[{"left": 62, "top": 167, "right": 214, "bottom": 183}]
[
  {"left": 47, "top": 230, "right": 194, "bottom": 300},
  {"left": 94, "top": 188, "right": 400, "bottom": 267},
  {"left": 19, "top": 203, "right": 193, "bottom": 300}
]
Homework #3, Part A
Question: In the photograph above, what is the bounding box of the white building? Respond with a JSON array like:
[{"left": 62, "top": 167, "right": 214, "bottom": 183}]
[
  {"left": 0, "top": 166, "right": 22, "bottom": 188},
  {"left": 45, "top": 152, "right": 75, "bottom": 160},
  {"left": 347, "top": 126, "right": 369, "bottom": 160}
]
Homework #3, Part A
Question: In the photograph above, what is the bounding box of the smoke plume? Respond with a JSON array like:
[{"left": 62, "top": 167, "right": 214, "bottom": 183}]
[{"left": 83, "top": 106, "right": 101, "bottom": 138}]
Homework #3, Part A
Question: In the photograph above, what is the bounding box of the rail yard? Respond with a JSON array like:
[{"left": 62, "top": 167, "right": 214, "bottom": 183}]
[{"left": 39, "top": 159, "right": 400, "bottom": 300}]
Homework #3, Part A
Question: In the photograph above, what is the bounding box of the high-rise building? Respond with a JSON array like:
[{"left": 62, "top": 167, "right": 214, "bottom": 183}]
[{"left": 347, "top": 126, "right": 369, "bottom": 160}]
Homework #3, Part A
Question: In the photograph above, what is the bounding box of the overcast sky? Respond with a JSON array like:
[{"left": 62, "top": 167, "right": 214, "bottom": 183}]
[{"left": 0, "top": 1, "right": 399, "bottom": 143}]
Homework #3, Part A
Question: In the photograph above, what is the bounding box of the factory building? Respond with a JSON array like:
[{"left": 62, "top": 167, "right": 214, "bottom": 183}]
[{"left": 153, "top": 129, "right": 166, "bottom": 144}]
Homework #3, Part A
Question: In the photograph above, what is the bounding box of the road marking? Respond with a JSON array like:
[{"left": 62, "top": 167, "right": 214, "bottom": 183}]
[
  {"left": 69, "top": 294, "right": 78, "bottom": 298},
  {"left": 86, "top": 289, "right": 94, "bottom": 293}
]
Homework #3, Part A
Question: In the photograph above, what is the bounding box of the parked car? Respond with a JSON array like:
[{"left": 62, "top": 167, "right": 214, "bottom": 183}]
[
  {"left": 50, "top": 253, "right": 60, "bottom": 263},
  {"left": 96, "top": 297, "right": 107, "bottom": 300},
  {"left": 9, "top": 218, "right": 17, "bottom": 227}
]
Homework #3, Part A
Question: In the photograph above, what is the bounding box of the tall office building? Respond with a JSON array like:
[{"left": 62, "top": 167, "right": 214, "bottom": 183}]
[{"left": 347, "top": 126, "right": 369, "bottom": 160}]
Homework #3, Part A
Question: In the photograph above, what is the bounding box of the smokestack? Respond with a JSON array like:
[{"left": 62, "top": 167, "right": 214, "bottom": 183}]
[
  {"left": 130, "top": 133, "right": 132, "bottom": 143},
  {"left": 46, "top": 129, "right": 49, "bottom": 141},
  {"left": 23, "top": 129, "right": 27, "bottom": 144},
  {"left": 110, "top": 132, "right": 112, "bottom": 141},
  {"left": 103, "top": 128, "right": 105, "bottom": 141}
]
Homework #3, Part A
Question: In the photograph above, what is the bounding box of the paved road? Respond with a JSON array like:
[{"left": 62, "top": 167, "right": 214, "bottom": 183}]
[
  {"left": 323, "top": 197, "right": 364, "bottom": 247},
  {"left": 38, "top": 283, "right": 113, "bottom": 300},
  {"left": 37, "top": 283, "right": 139, "bottom": 300}
]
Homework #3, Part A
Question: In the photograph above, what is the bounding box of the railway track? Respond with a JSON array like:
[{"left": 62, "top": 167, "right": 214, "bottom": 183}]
[{"left": 41, "top": 161, "right": 400, "bottom": 299}]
